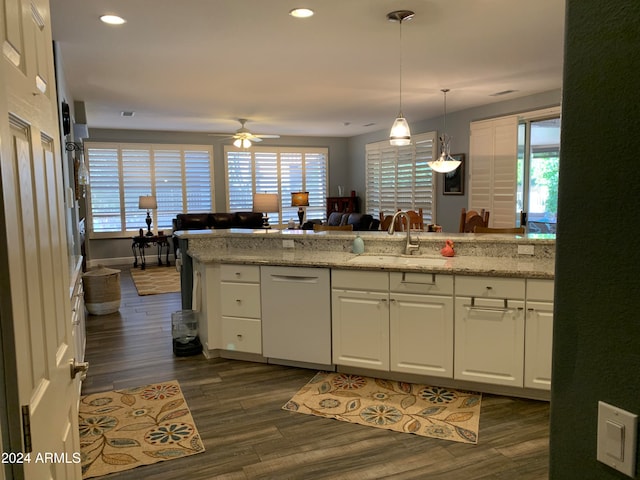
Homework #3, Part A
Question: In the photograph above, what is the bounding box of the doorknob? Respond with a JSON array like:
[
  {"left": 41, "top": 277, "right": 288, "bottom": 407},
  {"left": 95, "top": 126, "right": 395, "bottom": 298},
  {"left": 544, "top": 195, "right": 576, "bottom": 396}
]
[{"left": 70, "top": 359, "right": 89, "bottom": 380}]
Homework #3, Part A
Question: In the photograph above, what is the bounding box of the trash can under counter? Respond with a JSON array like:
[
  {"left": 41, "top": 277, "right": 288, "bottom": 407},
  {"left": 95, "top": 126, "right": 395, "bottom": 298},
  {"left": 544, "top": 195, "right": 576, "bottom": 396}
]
[{"left": 171, "top": 310, "right": 202, "bottom": 356}]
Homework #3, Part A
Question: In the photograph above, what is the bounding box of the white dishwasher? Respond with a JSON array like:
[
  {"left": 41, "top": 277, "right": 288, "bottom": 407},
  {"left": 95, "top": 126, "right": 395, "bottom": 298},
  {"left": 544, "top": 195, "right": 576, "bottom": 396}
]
[{"left": 260, "top": 266, "right": 331, "bottom": 365}]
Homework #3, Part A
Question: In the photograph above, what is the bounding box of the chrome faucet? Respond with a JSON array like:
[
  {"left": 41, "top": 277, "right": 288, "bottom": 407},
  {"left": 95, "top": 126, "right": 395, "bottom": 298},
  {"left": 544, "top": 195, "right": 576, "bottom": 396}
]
[{"left": 387, "top": 210, "right": 420, "bottom": 255}]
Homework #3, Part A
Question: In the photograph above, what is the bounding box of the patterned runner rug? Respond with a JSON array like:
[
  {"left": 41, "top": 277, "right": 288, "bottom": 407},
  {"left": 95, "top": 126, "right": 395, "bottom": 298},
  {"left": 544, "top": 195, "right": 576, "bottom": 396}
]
[
  {"left": 79, "top": 380, "right": 205, "bottom": 478},
  {"left": 130, "top": 266, "right": 180, "bottom": 295},
  {"left": 283, "top": 372, "right": 482, "bottom": 444}
]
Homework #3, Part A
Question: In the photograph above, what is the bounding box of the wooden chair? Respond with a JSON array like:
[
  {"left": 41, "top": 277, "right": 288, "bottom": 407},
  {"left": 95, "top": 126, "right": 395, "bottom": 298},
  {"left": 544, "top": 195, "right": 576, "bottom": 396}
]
[
  {"left": 474, "top": 226, "right": 525, "bottom": 234},
  {"left": 459, "top": 208, "right": 490, "bottom": 233},
  {"left": 379, "top": 211, "right": 402, "bottom": 231},
  {"left": 313, "top": 224, "right": 353, "bottom": 231},
  {"left": 404, "top": 208, "right": 424, "bottom": 231}
]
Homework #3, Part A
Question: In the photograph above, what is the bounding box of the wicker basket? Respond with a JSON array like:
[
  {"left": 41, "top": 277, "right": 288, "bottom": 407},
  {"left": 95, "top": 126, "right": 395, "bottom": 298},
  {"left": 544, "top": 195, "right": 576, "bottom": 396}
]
[{"left": 83, "top": 265, "right": 121, "bottom": 315}]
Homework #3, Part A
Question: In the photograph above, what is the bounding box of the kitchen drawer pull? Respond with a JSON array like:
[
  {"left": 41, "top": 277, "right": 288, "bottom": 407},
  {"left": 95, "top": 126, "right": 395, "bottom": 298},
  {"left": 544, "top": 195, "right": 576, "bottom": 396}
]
[
  {"left": 401, "top": 272, "right": 436, "bottom": 285},
  {"left": 464, "top": 297, "right": 518, "bottom": 313},
  {"left": 270, "top": 274, "right": 319, "bottom": 283}
]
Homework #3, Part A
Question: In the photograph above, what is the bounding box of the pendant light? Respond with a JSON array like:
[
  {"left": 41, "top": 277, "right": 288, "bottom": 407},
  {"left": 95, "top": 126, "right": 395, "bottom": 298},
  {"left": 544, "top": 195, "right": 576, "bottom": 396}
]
[
  {"left": 387, "top": 10, "right": 414, "bottom": 146},
  {"left": 428, "top": 89, "right": 461, "bottom": 173}
]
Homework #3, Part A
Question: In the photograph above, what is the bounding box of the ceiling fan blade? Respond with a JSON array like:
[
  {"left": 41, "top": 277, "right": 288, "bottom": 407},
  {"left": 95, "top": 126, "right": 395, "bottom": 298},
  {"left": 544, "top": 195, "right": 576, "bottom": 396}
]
[
  {"left": 207, "top": 133, "right": 234, "bottom": 137},
  {"left": 254, "top": 134, "right": 281, "bottom": 139}
]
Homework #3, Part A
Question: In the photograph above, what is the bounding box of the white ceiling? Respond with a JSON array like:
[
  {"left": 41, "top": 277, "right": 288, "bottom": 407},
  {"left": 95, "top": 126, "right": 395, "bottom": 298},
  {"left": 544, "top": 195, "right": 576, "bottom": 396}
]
[{"left": 50, "top": 0, "right": 565, "bottom": 138}]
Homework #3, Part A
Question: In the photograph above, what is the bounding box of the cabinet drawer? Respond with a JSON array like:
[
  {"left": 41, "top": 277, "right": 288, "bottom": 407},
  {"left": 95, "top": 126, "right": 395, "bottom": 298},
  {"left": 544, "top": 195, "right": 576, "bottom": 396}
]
[
  {"left": 221, "top": 317, "right": 262, "bottom": 354},
  {"left": 390, "top": 272, "right": 453, "bottom": 295},
  {"left": 332, "top": 269, "right": 388, "bottom": 291},
  {"left": 220, "top": 264, "right": 260, "bottom": 283},
  {"left": 220, "top": 283, "right": 261, "bottom": 318},
  {"left": 455, "top": 276, "right": 525, "bottom": 299},
  {"left": 527, "top": 279, "right": 554, "bottom": 302}
]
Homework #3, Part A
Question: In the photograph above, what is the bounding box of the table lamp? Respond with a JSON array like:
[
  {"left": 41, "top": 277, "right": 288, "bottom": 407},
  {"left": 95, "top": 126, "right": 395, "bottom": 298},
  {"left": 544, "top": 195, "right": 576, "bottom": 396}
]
[
  {"left": 291, "top": 191, "right": 309, "bottom": 227},
  {"left": 138, "top": 195, "right": 157, "bottom": 236},
  {"left": 253, "top": 193, "right": 279, "bottom": 228}
]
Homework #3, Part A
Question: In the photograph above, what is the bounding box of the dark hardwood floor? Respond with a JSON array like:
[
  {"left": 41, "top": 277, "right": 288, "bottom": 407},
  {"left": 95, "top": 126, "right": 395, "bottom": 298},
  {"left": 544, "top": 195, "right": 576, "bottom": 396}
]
[{"left": 82, "top": 265, "right": 550, "bottom": 479}]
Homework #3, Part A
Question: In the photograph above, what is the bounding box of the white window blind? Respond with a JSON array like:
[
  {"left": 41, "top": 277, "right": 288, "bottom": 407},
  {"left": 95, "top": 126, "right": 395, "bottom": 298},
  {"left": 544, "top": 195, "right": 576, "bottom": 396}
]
[
  {"left": 225, "top": 146, "right": 328, "bottom": 225},
  {"left": 365, "top": 132, "right": 437, "bottom": 223},
  {"left": 85, "top": 143, "right": 213, "bottom": 237}
]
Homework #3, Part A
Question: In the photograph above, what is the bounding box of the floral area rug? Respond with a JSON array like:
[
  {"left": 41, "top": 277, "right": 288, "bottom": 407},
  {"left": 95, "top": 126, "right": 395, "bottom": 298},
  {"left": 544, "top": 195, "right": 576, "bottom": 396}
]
[
  {"left": 283, "top": 372, "right": 482, "bottom": 444},
  {"left": 79, "top": 380, "right": 205, "bottom": 478},
  {"left": 130, "top": 266, "right": 180, "bottom": 296}
]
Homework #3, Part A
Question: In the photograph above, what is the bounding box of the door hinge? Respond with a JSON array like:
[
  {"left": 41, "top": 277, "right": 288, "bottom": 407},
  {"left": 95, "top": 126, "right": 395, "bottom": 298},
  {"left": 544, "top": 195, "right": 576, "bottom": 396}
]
[{"left": 21, "top": 405, "right": 32, "bottom": 453}]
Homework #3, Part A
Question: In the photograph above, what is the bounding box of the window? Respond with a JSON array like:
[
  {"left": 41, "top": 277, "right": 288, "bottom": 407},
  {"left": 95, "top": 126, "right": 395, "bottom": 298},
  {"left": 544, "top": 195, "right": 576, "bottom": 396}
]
[
  {"left": 365, "top": 132, "right": 437, "bottom": 223},
  {"left": 225, "top": 146, "right": 328, "bottom": 225},
  {"left": 85, "top": 143, "right": 213, "bottom": 237},
  {"left": 516, "top": 115, "right": 560, "bottom": 233}
]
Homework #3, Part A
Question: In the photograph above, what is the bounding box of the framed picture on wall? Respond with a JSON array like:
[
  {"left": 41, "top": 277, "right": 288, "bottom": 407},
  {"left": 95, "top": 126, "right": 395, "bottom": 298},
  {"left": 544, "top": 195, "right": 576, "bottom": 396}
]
[{"left": 443, "top": 153, "right": 465, "bottom": 195}]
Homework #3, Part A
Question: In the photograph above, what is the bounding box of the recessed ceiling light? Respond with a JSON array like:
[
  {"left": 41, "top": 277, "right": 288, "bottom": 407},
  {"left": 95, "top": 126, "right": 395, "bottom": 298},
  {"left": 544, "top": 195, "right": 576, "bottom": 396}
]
[
  {"left": 100, "top": 14, "right": 126, "bottom": 25},
  {"left": 289, "top": 8, "right": 314, "bottom": 18}
]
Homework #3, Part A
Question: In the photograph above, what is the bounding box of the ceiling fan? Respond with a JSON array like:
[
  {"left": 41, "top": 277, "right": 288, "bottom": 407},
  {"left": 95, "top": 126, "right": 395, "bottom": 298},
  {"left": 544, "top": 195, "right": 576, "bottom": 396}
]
[{"left": 209, "top": 118, "right": 280, "bottom": 148}]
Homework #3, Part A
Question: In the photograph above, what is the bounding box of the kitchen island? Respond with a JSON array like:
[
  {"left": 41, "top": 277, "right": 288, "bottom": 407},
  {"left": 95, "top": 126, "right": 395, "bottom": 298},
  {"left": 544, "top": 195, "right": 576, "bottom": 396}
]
[{"left": 176, "top": 229, "right": 555, "bottom": 400}]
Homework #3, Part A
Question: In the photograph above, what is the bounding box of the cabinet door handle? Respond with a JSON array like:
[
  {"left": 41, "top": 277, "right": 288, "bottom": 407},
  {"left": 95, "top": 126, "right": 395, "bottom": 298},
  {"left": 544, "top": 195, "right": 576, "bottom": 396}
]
[
  {"left": 464, "top": 297, "right": 517, "bottom": 313},
  {"left": 235, "top": 299, "right": 242, "bottom": 304}
]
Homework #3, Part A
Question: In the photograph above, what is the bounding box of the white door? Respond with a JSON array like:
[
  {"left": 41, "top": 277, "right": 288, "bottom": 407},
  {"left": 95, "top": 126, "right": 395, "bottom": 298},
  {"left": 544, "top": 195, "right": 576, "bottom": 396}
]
[
  {"left": 390, "top": 293, "right": 454, "bottom": 378},
  {"left": 332, "top": 289, "right": 389, "bottom": 371},
  {"left": 1, "top": 0, "right": 82, "bottom": 478}
]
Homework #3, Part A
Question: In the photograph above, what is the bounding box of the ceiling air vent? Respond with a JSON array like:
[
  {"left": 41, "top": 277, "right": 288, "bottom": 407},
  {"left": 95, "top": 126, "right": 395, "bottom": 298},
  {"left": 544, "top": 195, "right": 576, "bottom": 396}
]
[
  {"left": 121, "top": 111, "right": 135, "bottom": 117},
  {"left": 490, "top": 90, "right": 517, "bottom": 97}
]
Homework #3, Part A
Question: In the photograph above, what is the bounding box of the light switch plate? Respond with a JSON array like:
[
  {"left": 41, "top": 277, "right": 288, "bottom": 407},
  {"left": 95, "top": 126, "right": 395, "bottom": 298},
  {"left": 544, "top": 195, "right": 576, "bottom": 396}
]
[{"left": 597, "top": 401, "right": 638, "bottom": 477}]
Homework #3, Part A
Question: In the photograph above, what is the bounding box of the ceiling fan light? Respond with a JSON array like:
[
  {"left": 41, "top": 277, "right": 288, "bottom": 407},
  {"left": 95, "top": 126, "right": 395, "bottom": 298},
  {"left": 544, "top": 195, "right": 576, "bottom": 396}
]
[
  {"left": 389, "top": 116, "right": 411, "bottom": 146},
  {"left": 289, "top": 8, "right": 314, "bottom": 18},
  {"left": 233, "top": 138, "right": 242, "bottom": 148}
]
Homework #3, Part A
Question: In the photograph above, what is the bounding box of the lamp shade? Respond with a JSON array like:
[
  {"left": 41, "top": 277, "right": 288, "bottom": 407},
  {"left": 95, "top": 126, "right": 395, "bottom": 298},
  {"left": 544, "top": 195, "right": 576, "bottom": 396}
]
[
  {"left": 253, "top": 193, "right": 279, "bottom": 213},
  {"left": 389, "top": 116, "right": 411, "bottom": 146},
  {"left": 290, "top": 191, "right": 309, "bottom": 207},
  {"left": 138, "top": 195, "right": 157, "bottom": 210}
]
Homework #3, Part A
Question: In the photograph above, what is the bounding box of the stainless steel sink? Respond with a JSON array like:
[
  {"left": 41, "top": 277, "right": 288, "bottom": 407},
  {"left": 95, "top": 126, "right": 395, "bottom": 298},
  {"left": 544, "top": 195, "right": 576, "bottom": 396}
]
[{"left": 348, "top": 254, "right": 447, "bottom": 267}]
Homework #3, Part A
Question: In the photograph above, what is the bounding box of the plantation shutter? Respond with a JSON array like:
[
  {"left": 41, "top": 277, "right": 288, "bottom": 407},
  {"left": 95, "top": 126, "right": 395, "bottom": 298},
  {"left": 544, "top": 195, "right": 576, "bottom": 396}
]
[
  {"left": 469, "top": 116, "right": 518, "bottom": 227},
  {"left": 365, "top": 132, "right": 436, "bottom": 223},
  {"left": 225, "top": 146, "right": 328, "bottom": 226},
  {"left": 85, "top": 142, "right": 213, "bottom": 237}
]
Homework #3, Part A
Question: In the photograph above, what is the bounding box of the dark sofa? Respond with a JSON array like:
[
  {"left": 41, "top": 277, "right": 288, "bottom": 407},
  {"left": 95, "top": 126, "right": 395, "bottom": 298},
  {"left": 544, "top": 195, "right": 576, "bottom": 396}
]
[{"left": 319, "top": 212, "right": 380, "bottom": 231}]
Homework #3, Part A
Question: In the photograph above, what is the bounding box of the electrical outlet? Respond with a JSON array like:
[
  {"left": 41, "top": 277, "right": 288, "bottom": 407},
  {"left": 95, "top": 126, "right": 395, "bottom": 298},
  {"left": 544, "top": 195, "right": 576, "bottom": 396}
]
[
  {"left": 517, "top": 245, "right": 535, "bottom": 255},
  {"left": 283, "top": 239, "right": 295, "bottom": 249},
  {"left": 597, "top": 401, "right": 638, "bottom": 477}
]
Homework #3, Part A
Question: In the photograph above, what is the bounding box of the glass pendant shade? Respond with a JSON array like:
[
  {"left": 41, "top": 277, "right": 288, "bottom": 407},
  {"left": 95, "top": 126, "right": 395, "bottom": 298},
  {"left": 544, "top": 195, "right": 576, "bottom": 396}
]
[
  {"left": 428, "top": 150, "right": 461, "bottom": 173},
  {"left": 390, "top": 116, "right": 411, "bottom": 146}
]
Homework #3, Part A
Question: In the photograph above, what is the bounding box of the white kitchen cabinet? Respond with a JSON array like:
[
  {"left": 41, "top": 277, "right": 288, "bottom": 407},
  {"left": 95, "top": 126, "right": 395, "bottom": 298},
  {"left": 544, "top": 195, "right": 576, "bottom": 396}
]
[
  {"left": 332, "top": 270, "right": 389, "bottom": 371},
  {"left": 454, "top": 276, "right": 526, "bottom": 387},
  {"left": 389, "top": 272, "right": 454, "bottom": 378},
  {"left": 524, "top": 279, "right": 554, "bottom": 390},
  {"left": 72, "top": 274, "right": 86, "bottom": 363},
  {"left": 220, "top": 264, "right": 262, "bottom": 354}
]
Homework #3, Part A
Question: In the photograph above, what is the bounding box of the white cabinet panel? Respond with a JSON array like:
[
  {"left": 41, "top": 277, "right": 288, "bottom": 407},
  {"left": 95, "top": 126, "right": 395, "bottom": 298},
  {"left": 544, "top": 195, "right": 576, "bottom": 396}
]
[
  {"left": 221, "top": 317, "right": 262, "bottom": 354},
  {"left": 455, "top": 275, "right": 525, "bottom": 299},
  {"left": 332, "top": 289, "right": 389, "bottom": 370},
  {"left": 454, "top": 297, "right": 525, "bottom": 387},
  {"left": 220, "top": 283, "right": 261, "bottom": 318},
  {"left": 524, "top": 300, "right": 554, "bottom": 390},
  {"left": 390, "top": 293, "right": 453, "bottom": 377},
  {"left": 220, "top": 264, "right": 260, "bottom": 282}
]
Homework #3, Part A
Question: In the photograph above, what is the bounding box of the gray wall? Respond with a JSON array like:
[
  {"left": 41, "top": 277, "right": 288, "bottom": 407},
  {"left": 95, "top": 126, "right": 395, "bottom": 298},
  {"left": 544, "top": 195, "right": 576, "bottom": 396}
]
[
  {"left": 549, "top": 1, "right": 640, "bottom": 478},
  {"left": 346, "top": 89, "right": 562, "bottom": 232}
]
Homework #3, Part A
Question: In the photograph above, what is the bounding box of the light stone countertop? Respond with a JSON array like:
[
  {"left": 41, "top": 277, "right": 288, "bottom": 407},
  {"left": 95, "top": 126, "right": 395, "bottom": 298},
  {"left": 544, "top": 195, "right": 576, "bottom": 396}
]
[{"left": 178, "top": 229, "right": 556, "bottom": 279}]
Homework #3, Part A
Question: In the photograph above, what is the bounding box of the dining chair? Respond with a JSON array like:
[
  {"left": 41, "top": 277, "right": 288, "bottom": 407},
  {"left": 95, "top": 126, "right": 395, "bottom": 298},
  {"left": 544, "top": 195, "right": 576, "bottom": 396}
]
[
  {"left": 459, "top": 208, "right": 490, "bottom": 233},
  {"left": 404, "top": 208, "right": 424, "bottom": 231},
  {"left": 313, "top": 224, "right": 353, "bottom": 231},
  {"left": 379, "top": 211, "right": 402, "bottom": 231},
  {"left": 474, "top": 226, "right": 525, "bottom": 234}
]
